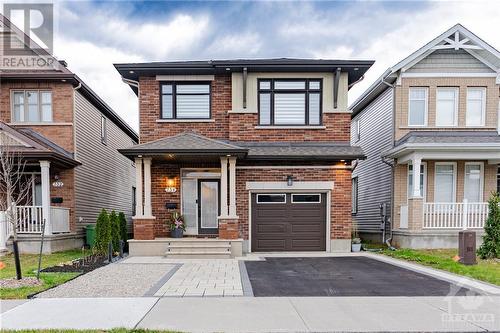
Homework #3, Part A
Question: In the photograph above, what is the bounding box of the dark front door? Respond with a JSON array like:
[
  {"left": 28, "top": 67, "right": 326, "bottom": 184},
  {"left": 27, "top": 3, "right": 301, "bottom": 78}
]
[
  {"left": 198, "top": 179, "right": 220, "bottom": 234},
  {"left": 251, "top": 193, "right": 326, "bottom": 252}
]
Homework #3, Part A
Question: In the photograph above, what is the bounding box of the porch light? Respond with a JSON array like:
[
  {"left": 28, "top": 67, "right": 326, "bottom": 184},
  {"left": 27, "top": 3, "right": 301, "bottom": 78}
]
[
  {"left": 167, "top": 178, "right": 175, "bottom": 187},
  {"left": 287, "top": 175, "right": 293, "bottom": 186},
  {"left": 165, "top": 177, "right": 177, "bottom": 193}
]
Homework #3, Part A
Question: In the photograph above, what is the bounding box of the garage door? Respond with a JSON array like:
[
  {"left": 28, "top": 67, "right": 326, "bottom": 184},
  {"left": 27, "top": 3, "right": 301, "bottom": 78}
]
[{"left": 251, "top": 193, "right": 326, "bottom": 252}]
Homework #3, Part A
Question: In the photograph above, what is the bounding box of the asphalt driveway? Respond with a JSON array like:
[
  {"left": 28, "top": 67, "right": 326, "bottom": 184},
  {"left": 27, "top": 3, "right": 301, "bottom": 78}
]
[{"left": 244, "top": 256, "right": 475, "bottom": 297}]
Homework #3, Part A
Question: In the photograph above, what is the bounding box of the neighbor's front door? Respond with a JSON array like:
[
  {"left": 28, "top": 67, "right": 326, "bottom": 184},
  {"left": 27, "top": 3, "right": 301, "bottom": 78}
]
[{"left": 198, "top": 179, "right": 220, "bottom": 234}]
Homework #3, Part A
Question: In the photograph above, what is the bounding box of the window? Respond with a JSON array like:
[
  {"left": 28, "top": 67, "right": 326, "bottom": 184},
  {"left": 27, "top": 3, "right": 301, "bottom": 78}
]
[
  {"left": 132, "top": 187, "right": 136, "bottom": 216},
  {"left": 101, "top": 116, "right": 107, "bottom": 144},
  {"left": 352, "top": 177, "right": 358, "bottom": 214},
  {"left": 292, "top": 194, "right": 321, "bottom": 203},
  {"left": 256, "top": 194, "right": 286, "bottom": 203},
  {"left": 12, "top": 90, "right": 52, "bottom": 123},
  {"left": 464, "top": 163, "right": 483, "bottom": 202},
  {"left": 160, "top": 83, "right": 210, "bottom": 119},
  {"left": 408, "top": 87, "right": 428, "bottom": 126},
  {"left": 408, "top": 163, "right": 426, "bottom": 199},
  {"left": 353, "top": 119, "right": 360, "bottom": 142},
  {"left": 436, "top": 88, "right": 458, "bottom": 126},
  {"left": 434, "top": 163, "right": 456, "bottom": 203},
  {"left": 258, "top": 79, "right": 321, "bottom": 126},
  {"left": 466, "top": 88, "right": 486, "bottom": 126}
]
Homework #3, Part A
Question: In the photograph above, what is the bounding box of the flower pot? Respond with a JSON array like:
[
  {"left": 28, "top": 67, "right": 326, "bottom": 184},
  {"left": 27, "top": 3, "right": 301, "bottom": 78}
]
[
  {"left": 351, "top": 243, "right": 362, "bottom": 252},
  {"left": 170, "top": 228, "right": 184, "bottom": 238}
]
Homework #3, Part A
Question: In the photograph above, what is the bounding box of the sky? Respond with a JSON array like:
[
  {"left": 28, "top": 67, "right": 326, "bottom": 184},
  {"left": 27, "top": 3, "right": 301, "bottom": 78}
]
[{"left": 42, "top": 0, "right": 500, "bottom": 131}]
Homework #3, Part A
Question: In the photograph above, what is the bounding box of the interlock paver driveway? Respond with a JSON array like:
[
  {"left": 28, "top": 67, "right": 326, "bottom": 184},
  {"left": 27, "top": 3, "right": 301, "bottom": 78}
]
[{"left": 153, "top": 259, "right": 243, "bottom": 297}]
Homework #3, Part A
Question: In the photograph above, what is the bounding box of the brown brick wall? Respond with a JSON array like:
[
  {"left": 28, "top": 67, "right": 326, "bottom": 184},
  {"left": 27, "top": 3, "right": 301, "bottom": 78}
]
[
  {"left": 394, "top": 77, "right": 499, "bottom": 141},
  {"left": 50, "top": 168, "right": 76, "bottom": 232},
  {"left": 0, "top": 81, "right": 75, "bottom": 151},
  {"left": 133, "top": 217, "right": 156, "bottom": 240},
  {"left": 138, "top": 75, "right": 351, "bottom": 143}
]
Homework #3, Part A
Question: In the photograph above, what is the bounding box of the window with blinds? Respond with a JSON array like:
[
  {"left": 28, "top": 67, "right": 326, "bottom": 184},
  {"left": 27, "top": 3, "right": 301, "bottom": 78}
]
[
  {"left": 258, "top": 79, "right": 322, "bottom": 126},
  {"left": 12, "top": 90, "right": 52, "bottom": 123},
  {"left": 160, "top": 83, "right": 211, "bottom": 119}
]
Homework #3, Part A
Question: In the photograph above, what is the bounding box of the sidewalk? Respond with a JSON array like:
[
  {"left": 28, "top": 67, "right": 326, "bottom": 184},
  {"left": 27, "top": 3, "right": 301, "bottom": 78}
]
[{"left": 2, "top": 296, "right": 500, "bottom": 332}]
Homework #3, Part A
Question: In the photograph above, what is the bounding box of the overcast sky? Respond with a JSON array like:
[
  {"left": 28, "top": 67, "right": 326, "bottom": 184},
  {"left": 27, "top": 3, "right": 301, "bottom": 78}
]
[{"left": 47, "top": 0, "right": 500, "bottom": 131}]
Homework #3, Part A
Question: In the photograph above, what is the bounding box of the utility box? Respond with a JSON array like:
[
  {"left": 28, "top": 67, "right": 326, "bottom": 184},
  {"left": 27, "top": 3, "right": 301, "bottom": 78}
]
[{"left": 458, "top": 230, "right": 476, "bottom": 265}]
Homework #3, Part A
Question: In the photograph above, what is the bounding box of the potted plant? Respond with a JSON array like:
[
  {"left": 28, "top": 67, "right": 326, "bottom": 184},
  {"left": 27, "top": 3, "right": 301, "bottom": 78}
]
[
  {"left": 169, "top": 212, "right": 185, "bottom": 238},
  {"left": 351, "top": 222, "right": 362, "bottom": 252}
]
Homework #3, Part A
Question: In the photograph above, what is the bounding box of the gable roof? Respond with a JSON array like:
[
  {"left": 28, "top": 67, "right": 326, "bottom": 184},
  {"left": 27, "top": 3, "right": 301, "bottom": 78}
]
[
  {"left": 350, "top": 24, "right": 500, "bottom": 116},
  {"left": 0, "top": 14, "right": 138, "bottom": 143},
  {"left": 0, "top": 122, "right": 80, "bottom": 167}
]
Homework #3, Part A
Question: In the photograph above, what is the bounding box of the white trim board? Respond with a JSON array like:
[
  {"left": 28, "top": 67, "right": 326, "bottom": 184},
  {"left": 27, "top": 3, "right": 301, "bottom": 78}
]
[
  {"left": 237, "top": 165, "right": 350, "bottom": 170},
  {"left": 401, "top": 72, "right": 497, "bottom": 78},
  {"left": 246, "top": 181, "right": 335, "bottom": 191}
]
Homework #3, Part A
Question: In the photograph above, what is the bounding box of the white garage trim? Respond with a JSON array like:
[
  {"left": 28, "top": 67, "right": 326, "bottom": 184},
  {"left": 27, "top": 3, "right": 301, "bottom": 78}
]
[{"left": 247, "top": 181, "right": 333, "bottom": 253}]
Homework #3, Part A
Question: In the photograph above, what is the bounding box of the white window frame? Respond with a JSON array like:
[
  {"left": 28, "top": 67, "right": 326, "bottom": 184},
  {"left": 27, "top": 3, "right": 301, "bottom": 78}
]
[
  {"left": 11, "top": 90, "right": 53, "bottom": 123},
  {"left": 464, "top": 162, "right": 484, "bottom": 203},
  {"left": 256, "top": 193, "right": 286, "bottom": 204},
  {"left": 291, "top": 193, "right": 321, "bottom": 204},
  {"left": 354, "top": 119, "right": 360, "bottom": 142},
  {"left": 435, "top": 87, "right": 459, "bottom": 127},
  {"left": 434, "top": 162, "right": 457, "bottom": 203},
  {"left": 407, "top": 162, "right": 427, "bottom": 202},
  {"left": 351, "top": 177, "right": 358, "bottom": 214},
  {"left": 466, "top": 87, "right": 486, "bottom": 127},
  {"left": 408, "top": 87, "right": 428, "bottom": 127}
]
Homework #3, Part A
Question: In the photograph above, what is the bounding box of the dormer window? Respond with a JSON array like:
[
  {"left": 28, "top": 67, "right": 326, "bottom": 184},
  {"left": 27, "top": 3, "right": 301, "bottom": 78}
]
[
  {"left": 258, "top": 79, "right": 322, "bottom": 126},
  {"left": 160, "top": 82, "right": 211, "bottom": 119},
  {"left": 12, "top": 90, "right": 52, "bottom": 123}
]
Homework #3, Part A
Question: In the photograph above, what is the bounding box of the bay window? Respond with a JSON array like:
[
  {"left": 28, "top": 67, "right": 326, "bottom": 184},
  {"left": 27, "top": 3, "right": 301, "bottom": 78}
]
[
  {"left": 408, "top": 88, "right": 427, "bottom": 126},
  {"left": 12, "top": 90, "right": 52, "bottom": 123},
  {"left": 466, "top": 88, "right": 486, "bottom": 126},
  {"left": 161, "top": 82, "right": 211, "bottom": 119},
  {"left": 436, "top": 88, "right": 458, "bottom": 126},
  {"left": 434, "top": 163, "right": 456, "bottom": 203},
  {"left": 258, "top": 79, "right": 322, "bottom": 126},
  {"left": 464, "top": 163, "right": 483, "bottom": 202}
]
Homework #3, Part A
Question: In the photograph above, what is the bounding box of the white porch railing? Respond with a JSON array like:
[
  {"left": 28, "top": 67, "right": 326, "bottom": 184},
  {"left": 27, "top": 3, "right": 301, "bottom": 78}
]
[
  {"left": 423, "top": 201, "right": 488, "bottom": 229},
  {"left": 16, "top": 206, "right": 44, "bottom": 233}
]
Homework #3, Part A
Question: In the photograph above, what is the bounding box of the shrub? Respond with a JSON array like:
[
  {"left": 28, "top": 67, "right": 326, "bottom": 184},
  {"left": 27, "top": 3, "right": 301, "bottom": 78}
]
[
  {"left": 94, "top": 209, "right": 110, "bottom": 254},
  {"left": 118, "top": 212, "right": 127, "bottom": 241},
  {"left": 478, "top": 193, "right": 500, "bottom": 259},
  {"left": 110, "top": 210, "right": 120, "bottom": 252}
]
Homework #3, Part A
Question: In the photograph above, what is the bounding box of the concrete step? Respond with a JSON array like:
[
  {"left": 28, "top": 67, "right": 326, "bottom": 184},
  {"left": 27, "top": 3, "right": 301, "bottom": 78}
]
[
  {"left": 165, "top": 251, "right": 232, "bottom": 259},
  {"left": 163, "top": 239, "right": 233, "bottom": 247},
  {"left": 166, "top": 246, "right": 231, "bottom": 253}
]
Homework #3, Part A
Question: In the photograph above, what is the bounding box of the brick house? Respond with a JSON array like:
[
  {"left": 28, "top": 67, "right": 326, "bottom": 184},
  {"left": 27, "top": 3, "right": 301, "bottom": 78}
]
[
  {"left": 115, "top": 59, "right": 373, "bottom": 256},
  {"left": 0, "top": 15, "right": 138, "bottom": 253},
  {"left": 350, "top": 24, "right": 500, "bottom": 248}
]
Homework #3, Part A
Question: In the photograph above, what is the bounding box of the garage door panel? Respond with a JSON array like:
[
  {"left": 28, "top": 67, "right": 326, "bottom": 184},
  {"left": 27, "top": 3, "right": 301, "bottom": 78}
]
[{"left": 252, "top": 193, "right": 327, "bottom": 252}]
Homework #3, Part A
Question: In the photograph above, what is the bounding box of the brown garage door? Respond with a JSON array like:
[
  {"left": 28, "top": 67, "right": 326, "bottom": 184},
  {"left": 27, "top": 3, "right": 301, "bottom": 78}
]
[{"left": 251, "top": 193, "right": 326, "bottom": 252}]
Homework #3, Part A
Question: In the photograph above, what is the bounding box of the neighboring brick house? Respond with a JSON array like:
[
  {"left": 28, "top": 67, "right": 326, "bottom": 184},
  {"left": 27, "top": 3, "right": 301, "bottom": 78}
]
[
  {"left": 115, "top": 59, "right": 373, "bottom": 256},
  {"left": 350, "top": 24, "right": 500, "bottom": 248},
  {"left": 0, "top": 15, "right": 138, "bottom": 253}
]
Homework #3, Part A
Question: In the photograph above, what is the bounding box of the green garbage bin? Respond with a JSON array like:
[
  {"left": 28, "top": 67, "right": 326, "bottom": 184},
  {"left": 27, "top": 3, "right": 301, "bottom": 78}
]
[{"left": 85, "top": 225, "right": 96, "bottom": 247}]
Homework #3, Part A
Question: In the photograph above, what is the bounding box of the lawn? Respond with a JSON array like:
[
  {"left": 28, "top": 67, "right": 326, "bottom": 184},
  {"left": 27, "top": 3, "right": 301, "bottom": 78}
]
[
  {"left": 0, "top": 249, "right": 84, "bottom": 299},
  {"left": 380, "top": 248, "right": 500, "bottom": 286},
  {"left": 1, "top": 330, "right": 179, "bottom": 333}
]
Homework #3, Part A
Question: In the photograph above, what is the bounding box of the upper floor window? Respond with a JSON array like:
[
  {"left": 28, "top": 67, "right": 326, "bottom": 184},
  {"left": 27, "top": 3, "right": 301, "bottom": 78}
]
[
  {"left": 12, "top": 90, "right": 52, "bottom": 123},
  {"left": 101, "top": 116, "right": 107, "bottom": 144},
  {"left": 161, "top": 83, "right": 211, "bottom": 119},
  {"left": 258, "top": 79, "right": 322, "bottom": 126},
  {"left": 466, "top": 87, "right": 486, "bottom": 126},
  {"left": 408, "top": 87, "right": 427, "bottom": 126},
  {"left": 353, "top": 118, "right": 360, "bottom": 142},
  {"left": 351, "top": 177, "right": 358, "bottom": 214},
  {"left": 436, "top": 87, "right": 458, "bottom": 126}
]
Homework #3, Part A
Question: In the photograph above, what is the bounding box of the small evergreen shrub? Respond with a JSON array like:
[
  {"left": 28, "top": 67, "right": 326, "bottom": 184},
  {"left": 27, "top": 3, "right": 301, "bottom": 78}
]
[
  {"left": 478, "top": 193, "right": 500, "bottom": 259},
  {"left": 110, "top": 210, "right": 120, "bottom": 252},
  {"left": 118, "top": 212, "right": 127, "bottom": 241},
  {"left": 94, "top": 209, "right": 110, "bottom": 254}
]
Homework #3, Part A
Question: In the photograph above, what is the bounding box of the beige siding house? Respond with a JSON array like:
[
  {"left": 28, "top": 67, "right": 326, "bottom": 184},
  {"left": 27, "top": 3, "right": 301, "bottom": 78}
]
[{"left": 350, "top": 24, "right": 500, "bottom": 248}]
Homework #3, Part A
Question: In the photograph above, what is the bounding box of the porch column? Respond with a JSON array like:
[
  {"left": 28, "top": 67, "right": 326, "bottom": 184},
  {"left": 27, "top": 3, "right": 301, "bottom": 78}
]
[
  {"left": 219, "top": 157, "right": 229, "bottom": 217},
  {"left": 143, "top": 158, "right": 152, "bottom": 217},
  {"left": 411, "top": 157, "right": 422, "bottom": 198},
  {"left": 134, "top": 158, "right": 143, "bottom": 217},
  {"left": 228, "top": 157, "right": 237, "bottom": 217},
  {"left": 40, "top": 160, "right": 51, "bottom": 235}
]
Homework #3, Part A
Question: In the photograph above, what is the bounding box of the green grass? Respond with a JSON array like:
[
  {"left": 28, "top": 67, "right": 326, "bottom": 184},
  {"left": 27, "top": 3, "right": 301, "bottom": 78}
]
[
  {"left": 0, "top": 249, "right": 84, "bottom": 299},
  {"left": 380, "top": 248, "right": 500, "bottom": 286},
  {"left": 1, "top": 330, "right": 180, "bottom": 333}
]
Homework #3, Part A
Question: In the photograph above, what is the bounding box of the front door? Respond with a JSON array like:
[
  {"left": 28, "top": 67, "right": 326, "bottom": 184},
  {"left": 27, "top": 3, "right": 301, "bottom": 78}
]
[{"left": 198, "top": 179, "right": 220, "bottom": 234}]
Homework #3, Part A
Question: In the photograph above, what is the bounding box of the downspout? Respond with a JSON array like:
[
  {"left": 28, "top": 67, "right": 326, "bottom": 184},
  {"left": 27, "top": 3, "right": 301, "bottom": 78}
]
[
  {"left": 348, "top": 75, "right": 365, "bottom": 89},
  {"left": 122, "top": 78, "right": 139, "bottom": 88},
  {"left": 122, "top": 78, "right": 140, "bottom": 142},
  {"left": 73, "top": 82, "right": 82, "bottom": 160}
]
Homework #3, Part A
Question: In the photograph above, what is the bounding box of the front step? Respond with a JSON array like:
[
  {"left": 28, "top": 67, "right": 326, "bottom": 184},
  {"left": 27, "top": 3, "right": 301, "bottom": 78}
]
[{"left": 164, "top": 239, "right": 232, "bottom": 258}]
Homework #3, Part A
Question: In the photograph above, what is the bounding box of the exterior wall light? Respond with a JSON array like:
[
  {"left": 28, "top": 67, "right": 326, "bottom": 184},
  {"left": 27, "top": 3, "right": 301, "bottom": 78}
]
[
  {"left": 165, "top": 177, "right": 177, "bottom": 193},
  {"left": 287, "top": 175, "right": 293, "bottom": 186}
]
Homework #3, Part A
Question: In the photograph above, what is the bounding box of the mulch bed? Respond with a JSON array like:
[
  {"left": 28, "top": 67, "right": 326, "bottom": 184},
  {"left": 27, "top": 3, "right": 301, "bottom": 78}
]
[{"left": 41, "top": 254, "right": 109, "bottom": 274}]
